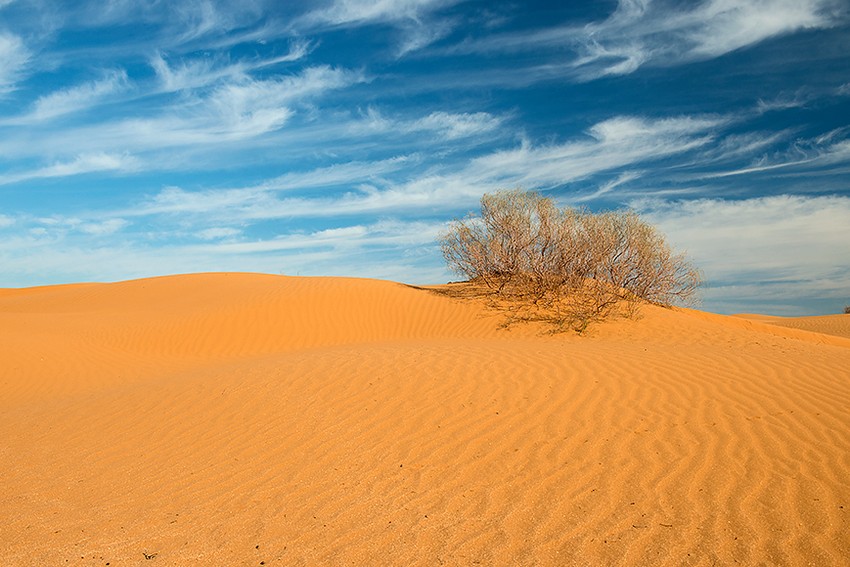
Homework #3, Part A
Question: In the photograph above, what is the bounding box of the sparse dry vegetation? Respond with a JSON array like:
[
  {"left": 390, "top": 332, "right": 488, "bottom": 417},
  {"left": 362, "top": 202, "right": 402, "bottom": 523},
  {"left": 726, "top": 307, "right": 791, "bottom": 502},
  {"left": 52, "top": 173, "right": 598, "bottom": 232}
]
[
  {"left": 844, "top": 305, "right": 850, "bottom": 315},
  {"left": 439, "top": 190, "right": 702, "bottom": 332}
]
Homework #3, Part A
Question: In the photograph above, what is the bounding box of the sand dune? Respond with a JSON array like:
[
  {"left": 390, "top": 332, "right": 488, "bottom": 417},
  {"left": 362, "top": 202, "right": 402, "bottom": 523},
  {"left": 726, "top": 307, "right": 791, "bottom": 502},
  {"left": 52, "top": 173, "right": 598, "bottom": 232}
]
[
  {"left": 735, "top": 312, "right": 850, "bottom": 340},
  {"left": 1, "top": 273, "right": 848, "bottom": 565}
]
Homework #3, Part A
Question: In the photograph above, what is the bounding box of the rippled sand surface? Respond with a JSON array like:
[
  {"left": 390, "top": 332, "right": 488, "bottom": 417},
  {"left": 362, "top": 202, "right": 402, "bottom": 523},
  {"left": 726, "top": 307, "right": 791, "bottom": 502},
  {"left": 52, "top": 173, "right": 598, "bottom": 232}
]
[{"left": 2, "top": 273, "right": 848, "bottom": 565}]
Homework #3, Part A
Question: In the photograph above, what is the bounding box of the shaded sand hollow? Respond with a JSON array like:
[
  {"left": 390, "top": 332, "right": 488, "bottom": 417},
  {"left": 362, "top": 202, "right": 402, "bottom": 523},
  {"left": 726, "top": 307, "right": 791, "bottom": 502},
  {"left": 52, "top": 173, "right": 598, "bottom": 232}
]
[{"left": 1, "top": 273, "right": 849, "bottom": 566}]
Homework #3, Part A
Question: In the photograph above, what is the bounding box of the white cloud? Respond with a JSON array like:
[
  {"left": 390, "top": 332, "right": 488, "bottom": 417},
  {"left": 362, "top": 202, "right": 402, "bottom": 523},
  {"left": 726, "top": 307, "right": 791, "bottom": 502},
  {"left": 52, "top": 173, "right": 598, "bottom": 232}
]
[
  {"left": 350, "top": 108, "right": 503, "bottom": 140},
  {"left": 686, "top": 0, "right": 834, "bottom": 58},
  {"left": 0, "top": 153, "right": 139, "bottom": 185},
  {"left": 36, "top": 153, "right": 137, "bottom": 178},
  {"left": 297, "top": 0, "right": 460, "bottom": 54},
  {"left": 299, "top": 0, "right": 452, "bottom": 27},
  {"left": 150, "top": 40, "right": 313, "bottom": 93},
  {"left": 584, "top": 0, "right": 842, "bottom": 76},
  {"left": 258, "top": 156, "right": 414, "bottom": 191},
  {"left": 200, "top": 64, "right": 363, "bottom": 128},
  {"left": 21, "top": 70, "right": 129, "bottom": 122},
  {"left": 396, "top": 17, "right": 456, "bottom": 56},
  {"left": 158, "top": 64, "right": 363, "bottom": 141},
  {"left": 197, "top": 227, "right": 242, "bottom": 240},
  {"left": 142, "top": 185, "right": 272, "bottom": 216},
  {"left": 466, "top": 116, "right": 724, "bottom": 188},
  {"left": 452, "top": 0, "right": 843, "bottom": 78},
  {"left": 410, "top": 111, "right": 502, "bottom": 139},
  {"left": 128, "top": 176, "right": 446, "bottom": 221},
  {"left": 0, "top": 216, "right": 447, "bottom": 287},
  {"left": 172, "top": 0, "right": 233, "bottom": 43},
  {"left": 634, "top": 194, "right": 850, "bottom": 314},
  {"left": 74, "top": 0, "right": 266, "bottom": 45},
  {"left": 755, "top": 91, "right": 811, "bottom": 114},
  {"left": 0, "top": 214, "right": 129, "bottom": 239},
  {"left": 0, "top": 33, "right": 29, "bottom": 93},
  {"left": 150, "top": 52, "right": 241, "bottom": 93},
  {"left": 209, "top": 65, "right": 358, "bottom": 112},
  {"left": 575, "top": 171, "right": 643, "bottom": 202},
  {"left": 79, "top": 218, "right": 129, "bottom": 235},
  {"left": 698, "top": 131, "right": 792, "bottom": 164},
  {"left": 124, "top": 114, "right": 727, "bottom": 221},
  {"left": 347, "top": 106, "right": 505, "bottom": 141},
  {"left": 0, "top": 65, "right": 365, "bottom": 165},
  {"left": 700, "top": 129, "right": 850, "bottom": 178}
]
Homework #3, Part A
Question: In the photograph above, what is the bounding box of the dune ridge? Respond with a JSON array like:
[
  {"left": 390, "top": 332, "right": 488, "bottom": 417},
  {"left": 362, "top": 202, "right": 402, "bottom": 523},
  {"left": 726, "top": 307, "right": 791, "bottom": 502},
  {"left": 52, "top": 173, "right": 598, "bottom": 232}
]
[
  {"left": 735, "top": 312, "right": 850, "bottom": 340},
  {"left": 1, "top": 273, "right": 848, "bottom": 565}
]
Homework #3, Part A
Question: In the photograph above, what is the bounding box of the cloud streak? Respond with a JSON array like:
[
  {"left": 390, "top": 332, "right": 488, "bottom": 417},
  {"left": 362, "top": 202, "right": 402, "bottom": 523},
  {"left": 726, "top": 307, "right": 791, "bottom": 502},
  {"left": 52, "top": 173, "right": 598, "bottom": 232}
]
[
  {"left": 150, "top": 39, "right": 314, "bottom": 93},
  {"left": 451, "top": 0, "right": 844, "bottom": 78},
  {"left": 0, "top": 65, "right": 366, "bottom": 167},
  {"left": 635, "top": 194, "right": 850, "bottom": 314},
  {"left": 296, "top": 0, "right": 461, "bottom": 54},
  {"left": 119, "top": 114, "right": 726, "bottom": 222},
  {"left": 19, "top": 70, "right": 129, "bottom": 122},
  {"left": 0, "top": 153, "right": 139, "bottom": 186},
  {"left": 0, "top": 33, "right": 29, "bottom": 93}
]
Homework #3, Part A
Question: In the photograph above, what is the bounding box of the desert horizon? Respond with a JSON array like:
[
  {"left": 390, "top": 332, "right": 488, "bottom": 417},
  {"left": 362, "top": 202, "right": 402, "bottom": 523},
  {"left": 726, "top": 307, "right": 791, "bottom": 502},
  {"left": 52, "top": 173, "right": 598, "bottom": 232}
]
[{"left": 2, "top": 271, "right": 848, "bottom": 565}]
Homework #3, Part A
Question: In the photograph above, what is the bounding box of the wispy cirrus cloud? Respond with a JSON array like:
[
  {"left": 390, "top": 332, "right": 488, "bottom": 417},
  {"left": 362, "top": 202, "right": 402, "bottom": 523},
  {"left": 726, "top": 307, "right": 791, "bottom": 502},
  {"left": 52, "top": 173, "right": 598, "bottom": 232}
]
[
  {"left": 296, "top": 0, "right": 462, "bottom": 55},
  {"left": 681, "top": 0, "right": 838, "bottom": 58},
  {"left": 187, "top": 218, "right": 441, "bottom": 254},
  {"left": 0, "top": 65, "right": 365, "bottom": 164},
  {"left": 72, "top": 0, "right": 267, "bottom": 44},
  {"left": 32, "top": 215, "right": 131, "bottom": 236},
  {"left": 298, "top": 0, "right": 454, "bottom": 28},
  {"left": 123, "top": 114, "right": 727, "bottom": 221},
  {"left": 451, "top": 0, "right": 844, "bottom": 79},
  {"left": 351, "top": 107, "right": 504, "bottom": 141},
  {"left": 0, "top": 214, "right": 446, "bottom": 286},
  {"left": 466, "top": 115, "right": 726, "bottom": 188},
  {"left": 756, "top": 91, "right": 813, "bottom": 114},
  {"left": 197, "top": 227, "right": 242, "bottom": 240},
  {"left": 635, "top": 194, "right": 850, "bottom": 314},
  {"left": 698, "top": 128, "right": 850, "bottom": 179},
  {"left": 13, "top": 69, "right": 130, "bottom": 122},
  {"left": 576, "top": 171, "right": 644, "bottom": 203},
  {"left": 0, "top": 153, "right": 139, "bottom": 186},
  {"left": 150, "top": 38, "right": 313, "bottom": 93},
  {"left": 256, "top": 156, "right": 415, "bottom": 191},
  {"left": 409, "top": 111, "right": 503, "bottom": 139},
  {"left": 0, "top": 33, "right": 29, "bottom": 93},
  {"left": 150, "top": 52, "right": 245, "bottom": 93}
]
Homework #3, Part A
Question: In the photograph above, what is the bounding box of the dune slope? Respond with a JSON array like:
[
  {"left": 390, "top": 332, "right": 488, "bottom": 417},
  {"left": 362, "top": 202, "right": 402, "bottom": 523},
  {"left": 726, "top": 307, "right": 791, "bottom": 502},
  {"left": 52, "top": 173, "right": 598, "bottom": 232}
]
[
  {"left": 735, "top": 312, "right": 850, "bottom": 340},
  {"left": 1, "top": 273, "right": 848, "bottom": 566}
]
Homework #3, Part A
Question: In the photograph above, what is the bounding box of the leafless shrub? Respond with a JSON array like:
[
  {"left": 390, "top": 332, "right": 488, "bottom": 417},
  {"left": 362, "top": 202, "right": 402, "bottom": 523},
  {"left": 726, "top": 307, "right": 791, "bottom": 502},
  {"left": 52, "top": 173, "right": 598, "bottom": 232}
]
[
  {"left": 439, "top": 190, "right": 702, "bottom": 331},
  {"left": 844, "top": 305, "right": 850, "bottom": 315}
]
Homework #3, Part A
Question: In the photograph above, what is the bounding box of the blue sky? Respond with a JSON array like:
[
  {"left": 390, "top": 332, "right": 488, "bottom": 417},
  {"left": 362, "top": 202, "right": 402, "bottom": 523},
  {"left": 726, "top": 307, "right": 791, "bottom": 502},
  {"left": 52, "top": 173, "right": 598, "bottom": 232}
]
[{"left": 0, "top": 0, "right": 848, "bottom": 315}]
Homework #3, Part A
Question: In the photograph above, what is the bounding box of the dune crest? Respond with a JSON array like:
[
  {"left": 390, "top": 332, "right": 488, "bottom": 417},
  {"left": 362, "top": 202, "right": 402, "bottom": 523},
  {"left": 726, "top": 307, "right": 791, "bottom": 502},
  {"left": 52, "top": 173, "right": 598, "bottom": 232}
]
[
  {"left": 2, "top": 273, "right": 848, "bottom": 565},
  {"left": 735, "top": 312, "right": 850, "bottom": 340}
]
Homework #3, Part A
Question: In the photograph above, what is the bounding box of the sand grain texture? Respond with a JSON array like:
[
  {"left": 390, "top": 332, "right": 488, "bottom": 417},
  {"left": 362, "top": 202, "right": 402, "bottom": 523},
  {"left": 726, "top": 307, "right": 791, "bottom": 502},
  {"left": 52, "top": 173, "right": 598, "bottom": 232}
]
[{"left": 2, "top": 273, "right": 849, "bottom": 566}]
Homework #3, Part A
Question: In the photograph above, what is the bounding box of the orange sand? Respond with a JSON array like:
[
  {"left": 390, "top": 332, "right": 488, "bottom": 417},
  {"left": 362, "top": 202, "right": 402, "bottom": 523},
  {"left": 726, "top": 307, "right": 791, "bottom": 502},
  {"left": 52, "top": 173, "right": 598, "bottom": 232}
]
[
  {"left": 1, "top": 273, "right": 848, "bottom": 565},
  {"left": 735, "top": 312, "right": 850, "bottom": 340}
]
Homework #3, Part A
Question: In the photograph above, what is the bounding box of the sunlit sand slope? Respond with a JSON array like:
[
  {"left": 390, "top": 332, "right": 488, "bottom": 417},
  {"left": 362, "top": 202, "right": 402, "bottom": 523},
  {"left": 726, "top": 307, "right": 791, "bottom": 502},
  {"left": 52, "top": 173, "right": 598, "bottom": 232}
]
[
  {"left": 1, "top": 273, "right": 848, "bottom": 566},
  {"left": 736, "top": 312, "right": 850, "bottom": 340}
]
